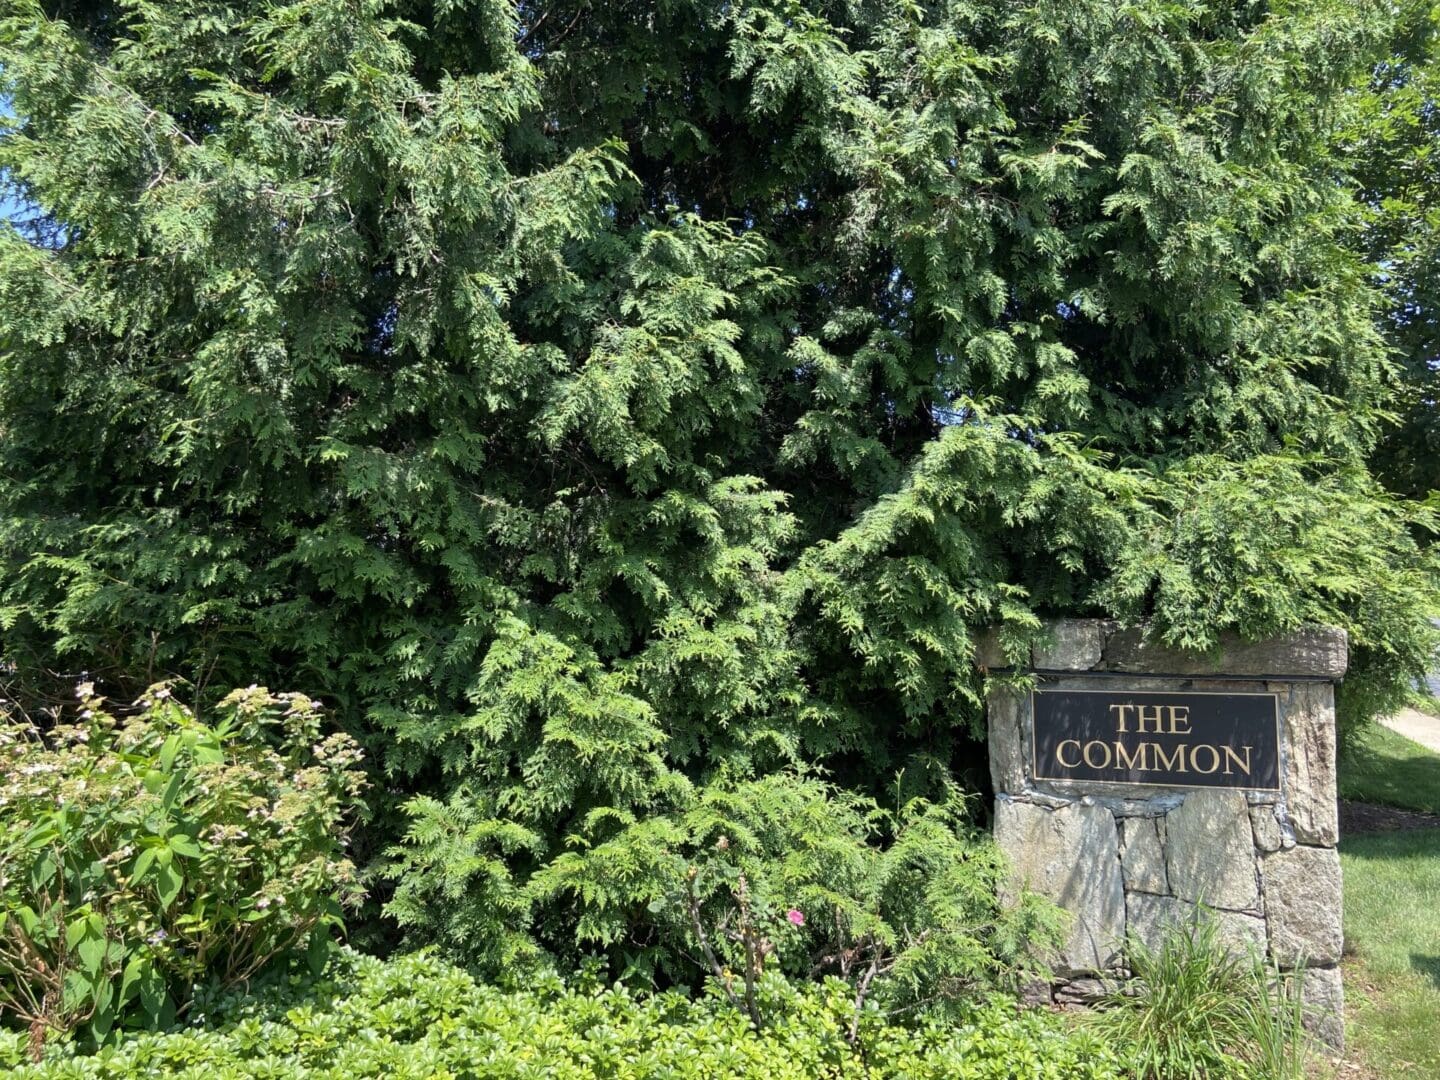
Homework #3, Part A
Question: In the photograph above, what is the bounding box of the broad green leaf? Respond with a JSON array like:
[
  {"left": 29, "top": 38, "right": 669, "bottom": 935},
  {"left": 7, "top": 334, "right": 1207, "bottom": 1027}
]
[
  {"left": 14, "top": 905, "right": 40, "bottom": 938},
  {"left": 119, "top": 956, "right": 149, "bottom": 1005},
  {"left": 160, "top": 771, "right": 184, "bottom": 813},
  {"left": 306, "top": 926, "right": 331, "bottom": 976},
  {"left": 66, "top": 916, "right": 91, "bottom": 949},
  {"left": 77, "top": 933, "right": 107, "bottom": 976},
  {"left": 29, "top": 849, "right": 58, "bottom": 892},
  {"left": 88, "top": 979, "right": 115, "bottom": 1042},
  {"left": 156, "top": 863, "right": 183, "bottom": 911},
  {"left": 139, "top": 972, "right": 168, "bottom": 1025},
  {"left": 61, "top": 969, "right": 95, "bottom": 1013},
  {"left": 158, "top": 734, "right": 181, "bottom": 772},
  {"left": 168, "top": 833, "right": 203, "bottom": 859}
]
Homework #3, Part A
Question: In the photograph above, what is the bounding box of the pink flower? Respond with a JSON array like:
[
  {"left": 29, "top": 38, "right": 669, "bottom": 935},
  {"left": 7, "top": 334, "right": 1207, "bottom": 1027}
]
[{"left": 786, "top": 908, "right": 805, "bottom": 927}]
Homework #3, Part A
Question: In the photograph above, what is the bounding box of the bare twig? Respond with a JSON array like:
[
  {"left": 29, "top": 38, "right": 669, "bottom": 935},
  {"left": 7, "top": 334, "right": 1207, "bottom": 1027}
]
[
  {"left": 735, "top": 874, "right": 761, "bottom": 1029},
  {"left": 685, "top": 869, "right": 743, "bottom": 1016},
  {"left": 847, "top": 940, "right": 884, "bottom": 1045}
]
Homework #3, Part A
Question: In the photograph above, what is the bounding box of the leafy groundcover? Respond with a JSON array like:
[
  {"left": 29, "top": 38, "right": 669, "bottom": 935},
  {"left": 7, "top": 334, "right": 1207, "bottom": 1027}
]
[{"left": 1, "top": 950, "right": 1120, "bottom": 1080}]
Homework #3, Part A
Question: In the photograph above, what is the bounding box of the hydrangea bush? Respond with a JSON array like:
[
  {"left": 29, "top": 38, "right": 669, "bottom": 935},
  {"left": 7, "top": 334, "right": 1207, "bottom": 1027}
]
[{"left": 0, "top": 685, "right": 366, "bottom": 1054}]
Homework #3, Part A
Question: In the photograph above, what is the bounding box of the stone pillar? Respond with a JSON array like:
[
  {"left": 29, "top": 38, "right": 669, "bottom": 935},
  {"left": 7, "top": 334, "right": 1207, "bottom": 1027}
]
[{"left": 984, "top": 620, "right": 1346, "bottom": 1047}]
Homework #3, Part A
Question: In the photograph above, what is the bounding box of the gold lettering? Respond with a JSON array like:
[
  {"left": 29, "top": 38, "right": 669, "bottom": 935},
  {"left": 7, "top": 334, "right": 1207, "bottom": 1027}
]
[
  {"left": 1083, "top": 740, "right": 1112, "bottom": 769},
  {"left": 1109, "top": 703, "right": 1136, "bottom": 733},
  {"left": 1190, "top": 744, "right": 1220, "bottom": 774},
  {"left": 1221, "top": 745, "right": 1253, "bottom": 776},
  {"left": 1151, "top": 743, "right": 1188, "bottom": 772},
  {"left": 1056, "top": 740, "right": 1082, "bottom": 769},
  {"left": 1135, "top": 704, "right": 1165, "bottom": 734},
  {"left": 1170, "top": 705, "right": 1191, "bottom": 735},
  {"left": 1114, "top": 742, "right": 1148, "bottom": 771}
]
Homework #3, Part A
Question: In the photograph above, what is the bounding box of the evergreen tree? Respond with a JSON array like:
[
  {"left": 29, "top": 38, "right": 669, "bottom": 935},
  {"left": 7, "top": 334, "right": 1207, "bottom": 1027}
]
[
  {"left": 1344, "top": 1, "right": 1440, "bottom": 501},
  {"left": 1, "top": 0, "right": 1436, "bottom": 971}
]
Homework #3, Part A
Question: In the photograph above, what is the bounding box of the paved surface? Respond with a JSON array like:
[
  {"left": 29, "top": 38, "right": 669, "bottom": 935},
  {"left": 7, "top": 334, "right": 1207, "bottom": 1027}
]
[
  {"left": 1394, "top": 626, "right": 1440, "bottom": 752},
  {"left": 1382, "top": 707, "right": 1440, "bottom": 754}
]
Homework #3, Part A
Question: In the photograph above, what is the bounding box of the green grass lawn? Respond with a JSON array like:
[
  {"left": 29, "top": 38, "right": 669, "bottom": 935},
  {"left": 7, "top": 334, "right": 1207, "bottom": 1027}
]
[
  {"left": 1341, "top": 829, "right": 1440, "bottom": 1078},
  {"left": 1338, "top": 722, "right": 1440, "bottom": 814},
  {"left": 1338, "top": 720, "right": 1440, "bottom": 1078}
]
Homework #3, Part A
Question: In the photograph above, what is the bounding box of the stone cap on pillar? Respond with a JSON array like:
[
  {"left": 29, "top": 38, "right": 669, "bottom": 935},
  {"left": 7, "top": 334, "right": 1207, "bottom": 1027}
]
[{"left": 976, "top": 619, "right": 1348, "bottom": 681}]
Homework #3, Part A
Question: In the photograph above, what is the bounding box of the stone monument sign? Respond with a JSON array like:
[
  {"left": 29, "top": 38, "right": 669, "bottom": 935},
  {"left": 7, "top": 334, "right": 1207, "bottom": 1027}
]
[{"left": 982, "top": 620, "right": 1346, "bottom": 1046}]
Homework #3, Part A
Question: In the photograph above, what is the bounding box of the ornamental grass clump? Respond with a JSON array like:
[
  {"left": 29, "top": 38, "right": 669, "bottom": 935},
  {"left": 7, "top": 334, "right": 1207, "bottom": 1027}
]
[
  {"left": 1091, "top": 912, "right": 1308, "bottom": 1080},
  {"left": 0, "top": 684, "right": 366, "bottom": 1055}
]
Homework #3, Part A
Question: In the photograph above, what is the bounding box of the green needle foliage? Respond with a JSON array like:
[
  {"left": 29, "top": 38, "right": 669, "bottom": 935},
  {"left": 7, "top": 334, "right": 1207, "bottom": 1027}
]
[
  {"left": 0, "top": 0, "right": 1436, "bottom": 979},
  {"left": 1343, "top": 2, "right": 1440, "bottom": 501}
]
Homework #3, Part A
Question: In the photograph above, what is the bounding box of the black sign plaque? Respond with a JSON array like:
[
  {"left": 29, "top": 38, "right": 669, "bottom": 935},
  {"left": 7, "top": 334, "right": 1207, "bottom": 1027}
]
[{"left": 1031, "top": 688, "right": 1281, "bottom": 791}]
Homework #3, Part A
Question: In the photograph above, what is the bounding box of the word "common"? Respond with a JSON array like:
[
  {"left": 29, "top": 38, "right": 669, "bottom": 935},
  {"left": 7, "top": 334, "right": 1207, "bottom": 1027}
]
[{"left": 1052, "top": 737, "right": 1254, "bottom": 776}]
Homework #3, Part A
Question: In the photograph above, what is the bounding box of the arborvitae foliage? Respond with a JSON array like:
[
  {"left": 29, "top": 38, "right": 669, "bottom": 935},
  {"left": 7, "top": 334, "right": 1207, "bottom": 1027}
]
[
  {"left": 1344, "top": 2, "right": 1440, "bottom": 501},
  {"left": 1, "top": 0, "right": 1437, "bottom": 974}
]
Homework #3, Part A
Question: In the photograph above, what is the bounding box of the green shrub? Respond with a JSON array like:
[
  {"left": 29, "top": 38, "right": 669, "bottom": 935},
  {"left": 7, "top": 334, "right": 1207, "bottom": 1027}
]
[
  {"left": 0, "top": 949, "right": 1124, "bottom": 1079},
  {"left": 2, "top": 0, "right": 1439, "bottom": 977},
  {"left": 0, "top": 685, "right": 366, "bottom": 1052},
  {"left": 1090, "top": 911, "right": 1307, "bottom": 1080},
  {"left": 388, "top": 771, "right": 1064, "bottom": 1018}
]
